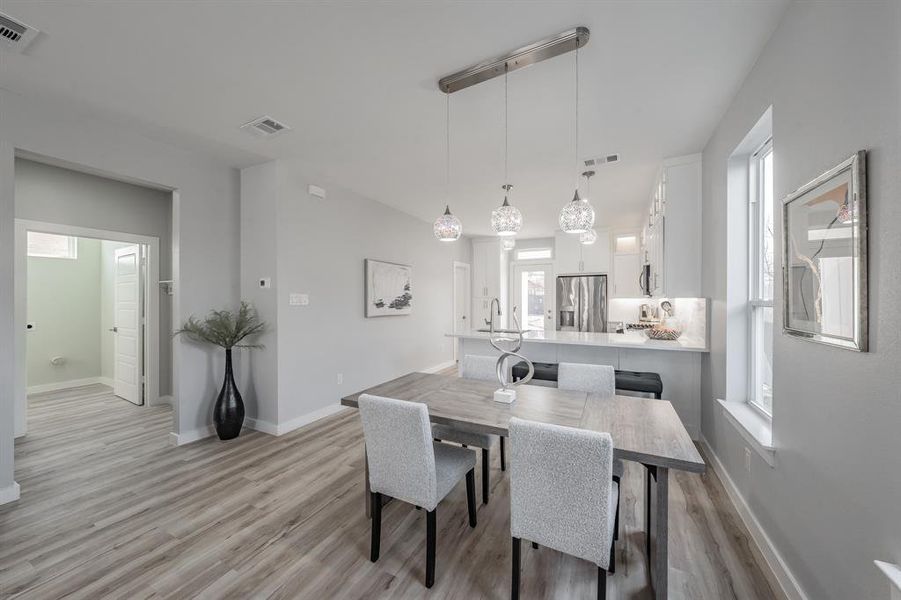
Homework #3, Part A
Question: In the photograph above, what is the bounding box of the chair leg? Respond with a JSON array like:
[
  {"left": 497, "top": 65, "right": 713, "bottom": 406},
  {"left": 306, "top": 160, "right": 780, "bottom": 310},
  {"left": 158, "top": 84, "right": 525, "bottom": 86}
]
[
  {"left": 612, "top": 475, "right": 620, "bottom": 541},
  {"left": 500, "top": 436, "right": 506, "bottom": 471},
  {"left": 511, "top": 537, "right": 521, "bottom": 600},
  {"left": 608, "top": 536, "right": 616, "bottom": 574},
  {"left": 370, "top": 492, "right": 382, "bottom": 562},
  {"left": 426, "top": 508, "right": 437, "bottom": 588},
  {"left": 597, "top": 566, "right": 607, "bottom": 600},
  {"left": 531, "top": 541, "right": 538, "bottom": 549},
  {"left": 465, "top": 469, "right": 477, "bottom": 527},
  {"left": 482, "top": 448, "right": 490, "bottom": 504}
]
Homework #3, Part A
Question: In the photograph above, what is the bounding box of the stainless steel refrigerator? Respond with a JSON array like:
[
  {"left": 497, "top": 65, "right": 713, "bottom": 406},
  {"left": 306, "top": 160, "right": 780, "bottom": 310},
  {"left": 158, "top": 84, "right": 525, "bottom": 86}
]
[{"left": 556, "top": 274, "right": 607, "bottom": 332}]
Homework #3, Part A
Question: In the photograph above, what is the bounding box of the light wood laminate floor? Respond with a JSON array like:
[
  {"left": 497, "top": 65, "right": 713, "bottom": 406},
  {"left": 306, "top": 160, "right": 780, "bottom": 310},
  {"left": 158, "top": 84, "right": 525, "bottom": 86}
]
[{"left": 1, "top": 383, "right": 780, "bottom": 599}]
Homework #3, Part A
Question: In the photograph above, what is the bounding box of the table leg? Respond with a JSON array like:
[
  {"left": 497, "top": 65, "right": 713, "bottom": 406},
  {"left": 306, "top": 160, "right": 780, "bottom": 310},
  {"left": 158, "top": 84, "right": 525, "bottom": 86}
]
[{"left": 652, "top": 466, "right": 669, "bottom": 600}]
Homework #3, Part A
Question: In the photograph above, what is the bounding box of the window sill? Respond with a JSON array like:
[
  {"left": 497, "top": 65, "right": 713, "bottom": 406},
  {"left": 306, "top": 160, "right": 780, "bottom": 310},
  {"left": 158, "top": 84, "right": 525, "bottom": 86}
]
[{"left": 717, "top": 399, "right": 776, "bottom": 467}]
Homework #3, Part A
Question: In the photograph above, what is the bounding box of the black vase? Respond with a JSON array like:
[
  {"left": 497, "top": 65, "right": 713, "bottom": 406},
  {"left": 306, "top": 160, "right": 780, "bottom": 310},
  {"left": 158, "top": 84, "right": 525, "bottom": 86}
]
[{"left": 213, "top": 348, "right": 244, "bottom": 440}]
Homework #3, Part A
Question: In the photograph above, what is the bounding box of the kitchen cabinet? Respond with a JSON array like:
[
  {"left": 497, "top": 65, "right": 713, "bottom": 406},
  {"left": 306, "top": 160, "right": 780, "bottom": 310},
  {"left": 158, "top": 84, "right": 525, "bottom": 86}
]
[
  {"left": 640, "top": 154, "right": 701, "bottom": 298},
  {"left": 554, "top": 228, "right": 610, "bottom": 275},
  {"left": 471, "top": 238, "right": 508, "bottom": 327},
  {"left": 611, "top": 230, "right": 642, "bottom": 298}
]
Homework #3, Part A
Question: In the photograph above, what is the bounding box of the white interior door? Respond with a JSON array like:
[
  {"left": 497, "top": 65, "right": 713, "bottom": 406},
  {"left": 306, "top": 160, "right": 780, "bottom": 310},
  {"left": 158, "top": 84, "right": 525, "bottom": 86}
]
[
  {"left": 113, "top": 245, "right": 142, "bottom": 404},
  {"left": 512, "top": 262, "right": 554, "bottom": 332},
  {"left": 453, "top": 263, "right": 471, "bottom": 361}
]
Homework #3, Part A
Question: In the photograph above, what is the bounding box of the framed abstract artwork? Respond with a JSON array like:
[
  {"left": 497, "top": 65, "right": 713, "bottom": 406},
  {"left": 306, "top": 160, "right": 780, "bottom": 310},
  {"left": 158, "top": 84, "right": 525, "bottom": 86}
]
[
  {"left": 782, "top": 151, "right": 867, "bottom": 351},
  {"left": 365, "top": 259, "right": 413, "bottom": 317}
]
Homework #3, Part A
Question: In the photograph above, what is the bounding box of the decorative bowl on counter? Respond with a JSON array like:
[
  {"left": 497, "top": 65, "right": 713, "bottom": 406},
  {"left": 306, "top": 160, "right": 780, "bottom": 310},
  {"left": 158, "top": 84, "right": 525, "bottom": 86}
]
[{"left": 645, "top": 323, "right": 683, "bottom": 341}]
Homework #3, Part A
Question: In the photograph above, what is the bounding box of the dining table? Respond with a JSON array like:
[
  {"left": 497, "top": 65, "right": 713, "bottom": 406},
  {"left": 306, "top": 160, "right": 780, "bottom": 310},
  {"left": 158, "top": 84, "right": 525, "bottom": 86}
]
[{"left": 341, "top": 371, "right": 706, "bottom": 600}]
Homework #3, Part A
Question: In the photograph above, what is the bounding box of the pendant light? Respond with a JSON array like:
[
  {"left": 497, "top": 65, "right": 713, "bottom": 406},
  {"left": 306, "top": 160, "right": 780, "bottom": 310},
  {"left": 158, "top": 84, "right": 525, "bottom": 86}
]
[
  {"left": 579, "top": 170, "right": 598, "bottom": 244},
  {"left": 491, "top": 65, "right": 522, "bottom": 237},
  {"left": 559, "top": 39, "right": 595, "bottom": 234},
  {"left": 434, "top": 93, "right": 462, "bottom": 241}
]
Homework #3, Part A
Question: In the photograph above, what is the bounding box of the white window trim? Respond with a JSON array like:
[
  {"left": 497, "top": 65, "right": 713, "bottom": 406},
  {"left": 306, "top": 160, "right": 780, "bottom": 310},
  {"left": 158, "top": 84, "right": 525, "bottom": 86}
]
[
  {"left": 514, "top": 247, "right": 553, "bottom": 262},
  {"left": 747, "top": 138, "right": 773, "bottom": 418}
]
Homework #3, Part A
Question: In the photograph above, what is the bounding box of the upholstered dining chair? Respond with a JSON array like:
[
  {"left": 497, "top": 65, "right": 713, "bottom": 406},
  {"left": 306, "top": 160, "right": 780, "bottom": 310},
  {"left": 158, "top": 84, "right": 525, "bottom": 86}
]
[
  {"left": 358, "top": 394, "right": 478, "bottom": 588},
  {"left": 431, "top": 354, "right": 505, "bottom": 504},
  {"left": 557, "top": 362, "right": 623, "bottom": 540},
  {"left": 508, "top": 417, "right": 619, "bottom": 600}
]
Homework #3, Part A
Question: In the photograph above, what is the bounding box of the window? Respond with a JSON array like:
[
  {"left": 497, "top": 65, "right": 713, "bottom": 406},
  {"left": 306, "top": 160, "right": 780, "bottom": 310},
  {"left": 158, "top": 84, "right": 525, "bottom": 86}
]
[
  {"left": 749, "top": 139, "right": 774, "bottom": 415},
  {"left": 27, "top": 232, "right": 78, "bottom": 259},
  {"left": 515, "top": 248, "right": 552, "bottom": 261}
]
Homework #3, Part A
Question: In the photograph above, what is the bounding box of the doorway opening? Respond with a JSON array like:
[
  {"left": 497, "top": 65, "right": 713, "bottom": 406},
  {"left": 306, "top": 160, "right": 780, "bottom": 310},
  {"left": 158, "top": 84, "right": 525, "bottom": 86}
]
[
  {"left": 18, "top": 222, "right": 162, "bottom": 418},
  {"left": 452, "top": 261, "right": 471, "bottom": 362},
  {"left": 511, "top": 262, "right": 553, "bottom": 332}
]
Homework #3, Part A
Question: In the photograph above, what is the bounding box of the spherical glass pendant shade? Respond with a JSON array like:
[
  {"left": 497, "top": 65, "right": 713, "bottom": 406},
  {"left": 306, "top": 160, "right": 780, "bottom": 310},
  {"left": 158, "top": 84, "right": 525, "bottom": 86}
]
[
  {"left": 433, "top": 205, "right": 462, "bottom": 241},
  {"left": 580, "top": 229, "right": 598, "bottom": 245},
  {"left": 491, "top": 197, "right": 522, "bottom": 237},
  {"left": 559, "top": 189, "right": 595, "bottom": 234},
  {"left": 502, "top": 238, "right": 516, "bottom": 251}
]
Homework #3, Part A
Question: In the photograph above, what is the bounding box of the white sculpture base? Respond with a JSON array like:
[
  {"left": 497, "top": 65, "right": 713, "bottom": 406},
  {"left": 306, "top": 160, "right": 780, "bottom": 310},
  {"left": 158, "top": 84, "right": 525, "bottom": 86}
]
[{"left": 493, "top": 388, "right": 516, "bottom": 404}]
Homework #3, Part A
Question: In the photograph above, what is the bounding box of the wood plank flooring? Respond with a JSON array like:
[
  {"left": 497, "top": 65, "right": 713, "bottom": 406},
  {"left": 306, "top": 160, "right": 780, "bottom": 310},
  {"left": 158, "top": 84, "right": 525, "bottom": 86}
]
[{"left": 1, "top": 383, "right": 780, "bottom": 599}]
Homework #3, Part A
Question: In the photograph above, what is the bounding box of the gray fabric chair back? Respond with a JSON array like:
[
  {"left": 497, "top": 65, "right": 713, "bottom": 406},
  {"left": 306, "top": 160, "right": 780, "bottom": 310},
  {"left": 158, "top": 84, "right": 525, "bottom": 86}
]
[
  {"left": 358, "top": 394, "right": 437, "bottom": 509},
  {"left": 460, "top": 354, "right": 499, "bottom": 382},
  {"left": 558, "top": 362, "right": 615, "bottom": 397},
  {"left": 509, "top": 417, "right": 615, "bottom": 568}
]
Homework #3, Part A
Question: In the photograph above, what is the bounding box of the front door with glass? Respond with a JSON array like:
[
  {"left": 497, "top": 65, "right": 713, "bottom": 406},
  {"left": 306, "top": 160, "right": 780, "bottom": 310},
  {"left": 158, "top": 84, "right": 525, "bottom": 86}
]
[{"left": 512, "top": 262, "right": 553, "bottom": 331}]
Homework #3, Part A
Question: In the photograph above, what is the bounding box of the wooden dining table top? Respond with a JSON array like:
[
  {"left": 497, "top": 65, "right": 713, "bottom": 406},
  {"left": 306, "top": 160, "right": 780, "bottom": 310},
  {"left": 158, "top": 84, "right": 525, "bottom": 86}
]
[{"left": 341, "top": 372, "right": 705, "bottom": 474}]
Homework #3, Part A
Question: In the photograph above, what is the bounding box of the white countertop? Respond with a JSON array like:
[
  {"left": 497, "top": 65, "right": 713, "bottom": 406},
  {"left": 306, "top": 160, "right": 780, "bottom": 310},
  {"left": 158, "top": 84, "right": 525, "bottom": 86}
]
[{"left": 447, "top": 329, "right": 708, "bottom": 353}]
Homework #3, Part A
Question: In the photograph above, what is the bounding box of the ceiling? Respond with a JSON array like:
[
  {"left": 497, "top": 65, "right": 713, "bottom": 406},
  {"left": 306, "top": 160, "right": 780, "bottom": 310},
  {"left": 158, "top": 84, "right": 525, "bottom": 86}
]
[{"left": 0, "top": 1, "right": 788, "bottom": 237}]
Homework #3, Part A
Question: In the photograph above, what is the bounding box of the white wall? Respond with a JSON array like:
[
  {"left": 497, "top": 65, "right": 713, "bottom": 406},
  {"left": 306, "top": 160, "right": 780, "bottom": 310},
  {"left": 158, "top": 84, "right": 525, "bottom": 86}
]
[
  {"left": 26, "top": 237, "right": 102, "bottom": 389},
  {"left": 240, "top": 159, "right": 471, "bottom": 432},
  {"left": 0, "top": 89, "right": 241, "bottom": 500},
  {"left": 700, "top": 3, "right": 901, "bottom": 599}
]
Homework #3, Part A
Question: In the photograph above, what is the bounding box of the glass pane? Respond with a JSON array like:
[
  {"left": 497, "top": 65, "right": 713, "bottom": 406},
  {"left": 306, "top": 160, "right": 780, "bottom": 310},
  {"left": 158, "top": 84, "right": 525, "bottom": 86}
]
[
  {"left": 752, "top": 305, "right": 774, "bottom": 414},
  {"left": 761, "top": 149, "right": 774, "bottom": 300},
  {"left": 516, "top": 248, "right": 552, "bottom": 260},
  {"left": 27, "top": 231, "right": 77, "bottom": 259},
  {"left": 520, "top": 270, "right": 546, "bottom": 331}
]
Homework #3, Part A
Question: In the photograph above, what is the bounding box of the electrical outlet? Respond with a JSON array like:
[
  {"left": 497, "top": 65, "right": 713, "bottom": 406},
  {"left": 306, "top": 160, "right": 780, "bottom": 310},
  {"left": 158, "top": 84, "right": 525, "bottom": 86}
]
[
  {"left": 288, "top": 293, "right": 309, "bottom": 306},
  {"left": 744, "top": 447, "right": 752, "bottom": 473},
  {"left": 336, "top": 373, "right": 343, "bottom": 385}
]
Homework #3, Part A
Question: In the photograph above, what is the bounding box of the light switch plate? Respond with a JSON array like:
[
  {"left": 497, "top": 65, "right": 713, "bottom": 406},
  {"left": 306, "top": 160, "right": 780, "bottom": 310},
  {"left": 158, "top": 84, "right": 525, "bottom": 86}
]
[
  {"left": 259, "top": 277, "right": 272, "bottom": 289},
  {"left": 289, "top": 293, "right": 309, "bottom": 306}
]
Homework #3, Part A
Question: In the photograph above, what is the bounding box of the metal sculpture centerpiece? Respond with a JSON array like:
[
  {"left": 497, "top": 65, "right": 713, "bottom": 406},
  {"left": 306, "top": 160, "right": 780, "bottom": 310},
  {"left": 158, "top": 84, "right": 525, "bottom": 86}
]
[{"left": 487, "top": 298, "right": 534, "bottom": 403}]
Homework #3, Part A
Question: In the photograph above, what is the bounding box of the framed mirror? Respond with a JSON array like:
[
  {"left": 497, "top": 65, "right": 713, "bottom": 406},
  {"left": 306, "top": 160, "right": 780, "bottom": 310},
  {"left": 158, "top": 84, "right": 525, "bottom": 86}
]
[{"left": 782, "top": 151, "right": 867, "bottom": 351}]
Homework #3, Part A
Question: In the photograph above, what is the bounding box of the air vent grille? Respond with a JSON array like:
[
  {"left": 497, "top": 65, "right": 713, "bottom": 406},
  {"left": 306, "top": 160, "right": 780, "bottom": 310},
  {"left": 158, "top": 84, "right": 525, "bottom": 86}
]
[
  {"left": 240, "top": 115, "right": 292, "bottom": 138},
  {"left": 0, "top": 12, "right": 39, "bottom": 53},
  {"left": 584, "top": 154, "right": 620, "bottom": 167}
]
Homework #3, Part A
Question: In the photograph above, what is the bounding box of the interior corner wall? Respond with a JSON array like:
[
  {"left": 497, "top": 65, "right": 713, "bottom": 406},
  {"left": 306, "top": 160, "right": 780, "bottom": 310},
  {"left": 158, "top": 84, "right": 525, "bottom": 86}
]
[
  {"left": 699, "top": 3, "right": 901, "bottom": 599},
  {"left": 26, "top": 237, "right": 102, "bottom": 388},
  {"left": 0, "top": 89, "right": 241, "bottom": 465},
  {"left": 238, "top": 161, "right": 280, "bottom": 427},
  {"left": 239, "top": 159, "right": 471, "bottom": 431}
]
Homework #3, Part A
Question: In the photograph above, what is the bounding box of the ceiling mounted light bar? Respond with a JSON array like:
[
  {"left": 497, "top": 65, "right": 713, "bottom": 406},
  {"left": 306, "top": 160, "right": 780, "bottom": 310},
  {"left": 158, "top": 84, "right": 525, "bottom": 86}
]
[{"left": 438, "top": 27, "right": 589, "bottom": 94}]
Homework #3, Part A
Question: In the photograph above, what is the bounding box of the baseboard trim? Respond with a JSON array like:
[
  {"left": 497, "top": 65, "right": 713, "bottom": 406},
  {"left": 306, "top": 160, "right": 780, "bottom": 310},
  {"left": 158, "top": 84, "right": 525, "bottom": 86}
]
[
  {"left": 422, "top": 359, "right": 457, "bottom": 374},
  {"left": 273, "top": 404, "right": 349, "bottom": 436},
  {"left": 154, "top": 395, "right": 174, "bottom": 406},
  {"left": 170, "top": 425, "right": 215, "bottom": 446},
  {"left": 98, "top": 376, "right": 114, "bottom": 388},
  {"left": 0, "top": 482, "right": 21, "bottom": 505},
  {"left": 244, "top": 416, "right": 278, "bottom": 436},
  {"left": 27, "top": 377, "right": 107, "bottom": 394},
  {"left": 699, "top": 436, "right": 809, "bottom": 600}
]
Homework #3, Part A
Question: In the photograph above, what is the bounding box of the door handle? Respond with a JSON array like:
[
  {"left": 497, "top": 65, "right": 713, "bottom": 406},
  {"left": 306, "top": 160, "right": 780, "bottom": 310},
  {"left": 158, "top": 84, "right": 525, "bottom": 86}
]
[{"left": 109, "top": 327, "right": 118, "bottom": 333}]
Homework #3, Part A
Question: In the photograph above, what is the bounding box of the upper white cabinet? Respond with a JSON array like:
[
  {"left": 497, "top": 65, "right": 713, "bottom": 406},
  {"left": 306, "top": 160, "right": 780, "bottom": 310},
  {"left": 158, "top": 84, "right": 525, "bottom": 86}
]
[
  {"left": 554, "top": 228, "right": 610, "bottom": 275},
  {"left": 611, "top": 231, "right": 642, "bottom": 297},
  {"left": 640, "top": 154, "right": 702, "bottom": 298},
  {"left": 471, "top": 238, "right": 509, "bottom": 326}
]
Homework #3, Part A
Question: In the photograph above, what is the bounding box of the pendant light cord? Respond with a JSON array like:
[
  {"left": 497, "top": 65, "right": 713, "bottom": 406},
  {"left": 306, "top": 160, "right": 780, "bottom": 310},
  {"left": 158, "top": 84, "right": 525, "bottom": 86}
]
[
  {"left": 574, "top": 42, "right": 580, "bottom": 191},
  {"left": 504, "top": 63, "right": 509, "bottom": 190},
  {"left": 445, "top": 92, "right": 450, "bottom": 204}
]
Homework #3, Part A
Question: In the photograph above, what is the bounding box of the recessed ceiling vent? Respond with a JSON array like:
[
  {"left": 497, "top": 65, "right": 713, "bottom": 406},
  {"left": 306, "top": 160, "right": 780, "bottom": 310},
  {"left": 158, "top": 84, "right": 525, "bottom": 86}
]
[
  {"left": 584, "top": 154, "right": 620, "bottom": 168},
  {"left": 240, "top": 115, "right": 292, "bottom": 138},
  {"left": 0, "top": 12, "right": 39, "bottom": 54}
]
